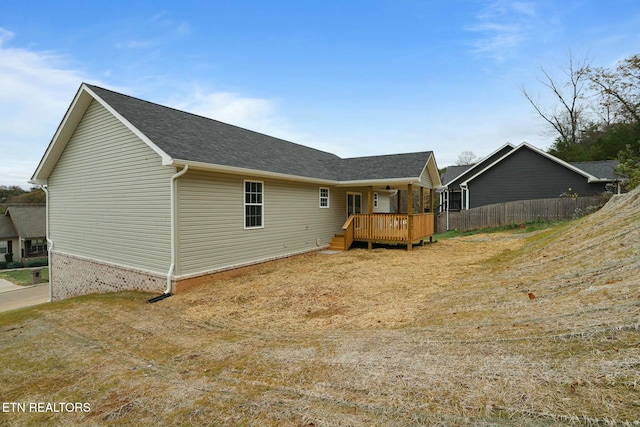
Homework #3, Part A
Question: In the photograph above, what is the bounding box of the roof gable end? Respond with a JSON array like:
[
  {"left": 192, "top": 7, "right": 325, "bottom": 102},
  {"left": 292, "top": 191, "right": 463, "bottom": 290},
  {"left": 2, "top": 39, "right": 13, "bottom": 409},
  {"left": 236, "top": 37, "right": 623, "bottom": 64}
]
[
  {"left": 31, "top": 84, "right": 172, "bottom": 184},
  {"left": 461, "top": 143, "right": 599, "bottom": 185},
  {"left": 444, "top": 143, "right": 516, "bottom": 187}
]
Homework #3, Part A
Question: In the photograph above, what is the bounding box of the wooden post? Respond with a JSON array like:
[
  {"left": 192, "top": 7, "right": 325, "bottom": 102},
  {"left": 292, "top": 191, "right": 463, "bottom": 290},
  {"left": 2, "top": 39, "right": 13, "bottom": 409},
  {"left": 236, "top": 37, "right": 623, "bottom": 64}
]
[
  {"left": 368, "top": 186, "right": 373, "bottom": 250},
  {"left": 429, "top": 189, "right": 434, "bottom": 243},
  {"left": 407, "top": 184, "right": 413, "bottom": 251}
]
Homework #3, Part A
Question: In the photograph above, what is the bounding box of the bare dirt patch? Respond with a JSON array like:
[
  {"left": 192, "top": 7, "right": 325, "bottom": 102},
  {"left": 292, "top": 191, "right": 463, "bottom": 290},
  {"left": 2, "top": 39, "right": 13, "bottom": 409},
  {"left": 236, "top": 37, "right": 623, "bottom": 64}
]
[{"left": 1, "top": 190, "right": 639, "bottom": 426}]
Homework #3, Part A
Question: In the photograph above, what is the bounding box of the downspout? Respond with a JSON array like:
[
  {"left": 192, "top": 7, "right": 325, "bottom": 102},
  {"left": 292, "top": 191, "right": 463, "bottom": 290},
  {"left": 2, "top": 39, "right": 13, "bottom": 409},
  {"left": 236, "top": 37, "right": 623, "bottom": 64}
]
[
  {"left": 41, "top": 185, "right": 53, "bottom": 303},
  {"left": 165, "top": 165, "right": 189, "bottom": 295},
  {"left": 461, "top": 184, "right": 469, "bottom": 210},
  {"left": 445, "top": 190, "right": 449, "bottom": 231}
]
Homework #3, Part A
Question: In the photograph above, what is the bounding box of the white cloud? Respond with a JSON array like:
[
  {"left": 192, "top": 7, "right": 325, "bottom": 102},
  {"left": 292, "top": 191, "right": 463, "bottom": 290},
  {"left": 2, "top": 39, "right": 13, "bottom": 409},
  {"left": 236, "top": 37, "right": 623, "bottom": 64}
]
[
  {"left": 0, "top": 27, "right": 91, "bottom": 187},
  {"left": 170, "top": 88, "right": 277, "bottom": 128},
  {"left": 467, "top": 0, "right": 540, "bottom": 61},
  {"left": 165, "top": 85, "right": 311, "bottom": 142}
]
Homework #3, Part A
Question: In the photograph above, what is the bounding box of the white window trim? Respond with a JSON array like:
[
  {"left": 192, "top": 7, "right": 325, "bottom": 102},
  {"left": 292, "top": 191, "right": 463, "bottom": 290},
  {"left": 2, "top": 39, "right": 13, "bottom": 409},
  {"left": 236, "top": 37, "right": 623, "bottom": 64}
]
[
  {"left": 319, "top": 187, "right": 330, "bottom": 208},
  {"left": 244, "top": 180, "right": 264, "bottom": 229}
]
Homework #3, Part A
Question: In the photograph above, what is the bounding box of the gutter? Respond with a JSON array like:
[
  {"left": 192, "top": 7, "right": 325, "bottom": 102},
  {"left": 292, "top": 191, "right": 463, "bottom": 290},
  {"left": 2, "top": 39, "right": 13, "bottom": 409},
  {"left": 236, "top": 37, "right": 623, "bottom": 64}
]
[
  {"left": 41, "top": 184, "right": 53, "bottom": 303},
  {"left": 163, "top": 165, "right": 189, "bottom": 297}
]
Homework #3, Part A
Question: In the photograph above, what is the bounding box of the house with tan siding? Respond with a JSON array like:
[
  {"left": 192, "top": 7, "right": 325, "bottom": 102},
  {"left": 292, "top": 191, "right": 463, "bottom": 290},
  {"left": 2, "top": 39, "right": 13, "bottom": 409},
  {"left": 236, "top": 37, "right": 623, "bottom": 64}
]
[
  {"left": 31, "top": 84, "right": 441, "bottom": 301},
  {"left": 0, "top": 206, "right": 47, "bottom": 263}
]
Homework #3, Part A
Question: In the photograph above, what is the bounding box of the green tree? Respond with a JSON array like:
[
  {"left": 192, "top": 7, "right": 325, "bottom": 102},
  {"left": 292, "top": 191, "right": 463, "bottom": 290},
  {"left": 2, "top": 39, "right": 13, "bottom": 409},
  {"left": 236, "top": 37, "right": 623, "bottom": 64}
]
[
  {"left": 525, "top": 52, "right": 640, "bottom": 189},
  {"left": 617, "top": 143, "right": 640, "bottom": 190}
]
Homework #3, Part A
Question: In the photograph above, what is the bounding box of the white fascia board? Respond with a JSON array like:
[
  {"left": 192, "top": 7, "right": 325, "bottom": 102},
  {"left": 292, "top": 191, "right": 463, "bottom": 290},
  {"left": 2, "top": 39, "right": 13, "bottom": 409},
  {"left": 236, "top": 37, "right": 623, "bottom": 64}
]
[
  {"left": 461, "top": 142, "right": 598, "bottom": 186},
  {"left": 83, "top": 85, "right": 173, "bottom": 165},
  {"left": 171, "top": 159, "right": 431, "bottom": 188},
  {"left": 335, "top": 177, "right": 424, "bottom": 188},
  {"left": 168, "top": 159, "right": 338, "bottom": 185}
]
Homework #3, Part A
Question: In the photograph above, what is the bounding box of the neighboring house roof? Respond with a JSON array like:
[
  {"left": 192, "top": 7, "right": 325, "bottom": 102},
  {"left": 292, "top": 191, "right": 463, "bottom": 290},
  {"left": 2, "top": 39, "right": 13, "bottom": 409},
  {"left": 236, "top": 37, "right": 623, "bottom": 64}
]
[
  {"left": 4, "top": 206, "right": 46, "bottom": 239},
  {"left": 441, "top": 143, "right": 516, "bottom": 187},
  {"left": 570, "top": 160, "right": 620, "bottom": 180},
  {"left": 0, "top": 214, "right": 17, "bottom": 239},
  {"left": 441, "top": 143, "right": 618, "bottom": 188},
  {"left": 440, "top": 164, "right": 474, "bottom": 185},
  {"left": 32, "top": 84, "right": 441, "bottom": 188}
]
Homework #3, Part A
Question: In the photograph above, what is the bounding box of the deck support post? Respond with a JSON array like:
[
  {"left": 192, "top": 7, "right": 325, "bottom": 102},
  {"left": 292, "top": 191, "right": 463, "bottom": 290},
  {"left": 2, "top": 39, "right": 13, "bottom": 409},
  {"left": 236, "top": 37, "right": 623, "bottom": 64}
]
[
  {"left": 429, "top": 189, "right": 434, "bottom": 242},
  {"left": 368, "top": 186, "right": 374, "bottom": 250},
  {"left": 407, "top": 183, "right": 413, "bottom": 251}
]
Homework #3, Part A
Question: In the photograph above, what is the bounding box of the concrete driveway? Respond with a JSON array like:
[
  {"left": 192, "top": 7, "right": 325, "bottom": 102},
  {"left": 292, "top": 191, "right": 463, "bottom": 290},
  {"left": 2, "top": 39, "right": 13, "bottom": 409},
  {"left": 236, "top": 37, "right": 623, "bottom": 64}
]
[{"left": 0, "top": 278, "right": 49, "bottom": 313}]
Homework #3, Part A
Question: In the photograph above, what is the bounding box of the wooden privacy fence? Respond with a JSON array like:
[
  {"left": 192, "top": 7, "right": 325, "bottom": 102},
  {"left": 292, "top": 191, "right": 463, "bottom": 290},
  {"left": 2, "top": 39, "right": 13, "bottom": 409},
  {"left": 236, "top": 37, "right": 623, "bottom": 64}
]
[{"left": 437, "top": 196, "right": 609, "bottom": 233}]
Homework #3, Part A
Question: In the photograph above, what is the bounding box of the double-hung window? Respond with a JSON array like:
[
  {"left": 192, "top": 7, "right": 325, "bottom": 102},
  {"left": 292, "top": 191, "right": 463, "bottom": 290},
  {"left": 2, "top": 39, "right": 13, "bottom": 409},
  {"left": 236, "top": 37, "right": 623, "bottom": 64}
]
[
  {"left": 319, "top": 187, "right": 330, "bottom": 208},
  {"left": 244, "top": 180, "right": 264, "bottom": 229}
]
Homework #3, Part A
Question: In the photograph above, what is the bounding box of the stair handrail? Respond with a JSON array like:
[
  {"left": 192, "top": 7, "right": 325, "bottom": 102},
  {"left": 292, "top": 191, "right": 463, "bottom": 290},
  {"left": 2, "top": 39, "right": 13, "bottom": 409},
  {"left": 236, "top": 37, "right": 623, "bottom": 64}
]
[
  {"left": 341, "top": 214, "right": 356, "bottom": 251},
  {"left": 342, "top": 214, "right": 355, "bottom": 231}
]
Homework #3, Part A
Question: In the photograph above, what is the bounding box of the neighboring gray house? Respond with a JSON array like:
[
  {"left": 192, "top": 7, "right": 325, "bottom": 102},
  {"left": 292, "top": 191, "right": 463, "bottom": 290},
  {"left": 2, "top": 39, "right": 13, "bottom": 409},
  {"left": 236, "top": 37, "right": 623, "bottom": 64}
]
[
  {"left": 31, "top": 83, "right": 442, "bottom": 301},
  {"left": 440, "top": 142, "right": 622, "bottom": 211},
  {"left": 0, "top": 206, "right": 47, "bottom": 262},
  {"left": 440, "top": 143, "right": 515, "bottom": 211}
]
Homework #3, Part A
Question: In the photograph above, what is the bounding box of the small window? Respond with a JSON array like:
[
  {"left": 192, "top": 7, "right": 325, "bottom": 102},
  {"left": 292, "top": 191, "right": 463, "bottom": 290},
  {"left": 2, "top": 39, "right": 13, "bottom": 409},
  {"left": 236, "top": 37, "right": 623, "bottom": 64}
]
[
  {"left": 28, "top": 239, "right": 47, "bottom": 256},
  {"left": 0, "top": 241, "right": 7, "bottom": 254},
  {"left": 319, "top": 187, "right": 330, "bottom": 208},
  {"left": 244, "top": 180, "right": 263, "bottom": 229},
  {"left": 373, "top": 192, "right": 379, "bottom": 208}
]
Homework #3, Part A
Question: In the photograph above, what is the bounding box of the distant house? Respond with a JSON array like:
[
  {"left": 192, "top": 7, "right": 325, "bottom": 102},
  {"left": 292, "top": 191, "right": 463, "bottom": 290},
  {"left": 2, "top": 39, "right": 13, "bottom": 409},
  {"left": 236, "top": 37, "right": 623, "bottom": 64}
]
[
  {"left": 440, "top": 142, "right": 622, "bottom": 211},
  {"left": 30, "top": 83, "right": 442, "bottom": 301},
  {"left": 0, "top": 206, "right": 47, "bottom": 262}
]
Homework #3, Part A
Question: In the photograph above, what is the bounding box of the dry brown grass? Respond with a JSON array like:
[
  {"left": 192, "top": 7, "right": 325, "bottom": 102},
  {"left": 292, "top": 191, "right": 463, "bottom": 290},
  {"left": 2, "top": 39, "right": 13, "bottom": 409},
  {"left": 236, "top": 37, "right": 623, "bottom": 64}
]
[{"left": 1, "top": 190, "right": 640, "bottom": 426}]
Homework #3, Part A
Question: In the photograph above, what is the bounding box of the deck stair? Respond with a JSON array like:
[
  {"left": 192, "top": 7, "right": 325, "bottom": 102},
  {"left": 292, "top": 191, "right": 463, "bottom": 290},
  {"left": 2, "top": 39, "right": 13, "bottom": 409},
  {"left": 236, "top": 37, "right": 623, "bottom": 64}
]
[{"left": 328, "top": 232, "right": 346, "bottom": 251}]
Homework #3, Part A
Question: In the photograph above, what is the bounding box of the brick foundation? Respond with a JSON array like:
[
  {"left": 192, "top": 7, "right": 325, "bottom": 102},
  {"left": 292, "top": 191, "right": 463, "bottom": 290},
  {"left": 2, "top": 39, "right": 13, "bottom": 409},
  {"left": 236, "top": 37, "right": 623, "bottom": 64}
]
[
  {"left": 51, "top": 252, "right": 166, "bottom": 301},
  {"left": 50, "top": 247, "right": 324, "bottom": 301}
]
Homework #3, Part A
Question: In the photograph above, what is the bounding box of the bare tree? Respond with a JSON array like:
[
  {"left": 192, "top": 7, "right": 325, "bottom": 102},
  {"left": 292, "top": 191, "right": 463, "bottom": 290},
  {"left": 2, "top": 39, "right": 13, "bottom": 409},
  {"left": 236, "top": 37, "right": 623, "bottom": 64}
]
[
  {"left": 522, "top": 51, "right": 592, "bottom": 147},
  {"left": 456, "top": 151, "right": 479, "bottom": 165},
  {"left": 588, "top": 54, "right": 640, "bottom": 124}
]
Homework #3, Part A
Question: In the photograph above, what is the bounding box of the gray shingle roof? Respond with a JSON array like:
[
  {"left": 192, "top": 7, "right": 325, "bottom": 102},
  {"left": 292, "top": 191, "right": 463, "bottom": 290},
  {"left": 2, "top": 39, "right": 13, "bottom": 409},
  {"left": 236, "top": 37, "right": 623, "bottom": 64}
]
[
  {"left": 440, "top": 164, "right": 474, "bottom": 185},
  {"left": 570, "top": 160, "right": 620, "bottom": 180},
  {"left": 86, "top": 85, "right": 431, "bottom": 182},
  {"left": 0, "top": 214, "right": 17, "bottom": 239},
  {"left": 4, "top": 206, "right": 46, "bottom": 239},
  {"left": 337, "top": 152, "right": 433, "bottom": 181}
]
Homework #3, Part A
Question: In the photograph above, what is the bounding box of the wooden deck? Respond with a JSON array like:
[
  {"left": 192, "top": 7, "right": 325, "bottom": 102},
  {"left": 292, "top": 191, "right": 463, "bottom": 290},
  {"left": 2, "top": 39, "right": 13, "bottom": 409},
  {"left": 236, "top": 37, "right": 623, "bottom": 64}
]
[{"left": 335, "top": 213, "right": 435, "bottom": 251}]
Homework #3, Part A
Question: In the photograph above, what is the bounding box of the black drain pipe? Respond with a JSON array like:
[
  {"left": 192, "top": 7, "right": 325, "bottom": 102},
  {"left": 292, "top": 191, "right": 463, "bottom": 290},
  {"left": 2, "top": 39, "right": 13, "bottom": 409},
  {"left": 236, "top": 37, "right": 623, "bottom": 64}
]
[{"left": 147, "top": 293, "right": 172, "bottom": 303}]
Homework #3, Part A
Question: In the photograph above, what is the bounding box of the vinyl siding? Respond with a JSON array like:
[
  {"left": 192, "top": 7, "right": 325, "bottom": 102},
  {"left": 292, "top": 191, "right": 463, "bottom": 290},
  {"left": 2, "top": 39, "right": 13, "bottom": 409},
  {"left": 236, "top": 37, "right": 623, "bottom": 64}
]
[
  {"left": 468, "top": 148, "right": 607, "bottom": 208},
  {"left": 372, "top": 192, "right": 391, "bottom": 213},
  {"left": 176, "top": 170, "right": 348, "bottom": 276},
  {"left": 48, "top": 100, "right": 173, "bottom": 273},
  {"left": 419, "top": 168, "right": 433, "bottom": 187}
]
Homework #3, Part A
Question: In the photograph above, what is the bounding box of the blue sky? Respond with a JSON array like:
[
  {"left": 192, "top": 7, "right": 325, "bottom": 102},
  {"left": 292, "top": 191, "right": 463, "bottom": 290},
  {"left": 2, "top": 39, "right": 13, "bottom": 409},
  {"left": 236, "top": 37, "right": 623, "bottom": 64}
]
[{"left": 1, "top": 0, "right": 639, "bottom": 187}]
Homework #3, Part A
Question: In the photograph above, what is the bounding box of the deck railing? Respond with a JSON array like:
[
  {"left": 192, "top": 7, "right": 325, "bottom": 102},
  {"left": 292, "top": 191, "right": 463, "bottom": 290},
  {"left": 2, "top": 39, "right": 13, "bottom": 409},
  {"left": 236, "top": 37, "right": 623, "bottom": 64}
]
[{"left": 342, "top": 213, "right": 434, "bottom": 249}]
